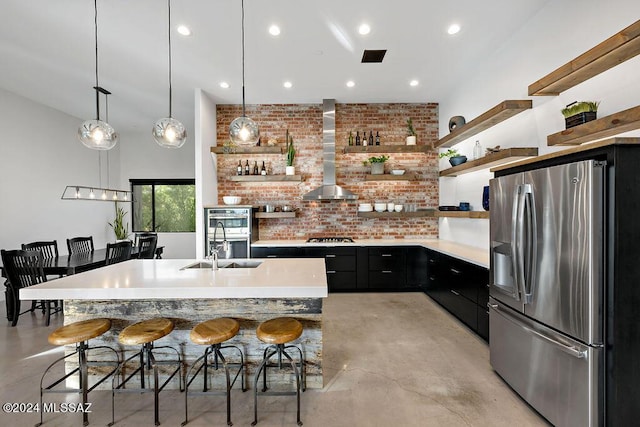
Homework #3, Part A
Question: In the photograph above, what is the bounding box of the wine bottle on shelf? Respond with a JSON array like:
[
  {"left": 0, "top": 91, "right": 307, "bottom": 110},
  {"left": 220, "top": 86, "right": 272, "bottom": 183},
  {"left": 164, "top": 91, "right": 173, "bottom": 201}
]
[
  {"left": 375, "top": 131, "right": 380, "bottom": 145},
  {"left": 244, "top": 160, "right": 250, "bottom": 175},
  {"left": 369, "top": 131, "right": 374, "bottom": 145},
  {"left": 261, "top": 161, "right": 267, "bottom": 175},
  {"left": 355, "top": 131, "right": 361, "bottom": 146},
  {"left": 237, "top": 160, "right": 243, "bottom": 176},
  {"left": 348, "top": 131, "right": 354, "bottom": 146},
  {"left": 363, "top": 131, "right": 368, "bottom": 146},
  {"left": 253, "top": 161, "right": 259, "bottom": 175}
]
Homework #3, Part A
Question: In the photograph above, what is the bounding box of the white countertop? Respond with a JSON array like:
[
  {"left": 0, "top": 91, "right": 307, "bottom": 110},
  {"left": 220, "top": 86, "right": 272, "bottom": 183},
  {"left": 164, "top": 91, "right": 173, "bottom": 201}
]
[
  {"left": 253, "top": 239, "right": 489, "bottom": 268},
  {"left": 19, "top": 258, "right": 328, "bottom": 301}
]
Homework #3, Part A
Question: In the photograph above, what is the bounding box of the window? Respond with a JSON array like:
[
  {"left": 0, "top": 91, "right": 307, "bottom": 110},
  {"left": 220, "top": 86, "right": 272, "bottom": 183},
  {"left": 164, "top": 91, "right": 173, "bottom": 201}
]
[{"left": 130, "top": 179, "right": 195, "bottom": 232}]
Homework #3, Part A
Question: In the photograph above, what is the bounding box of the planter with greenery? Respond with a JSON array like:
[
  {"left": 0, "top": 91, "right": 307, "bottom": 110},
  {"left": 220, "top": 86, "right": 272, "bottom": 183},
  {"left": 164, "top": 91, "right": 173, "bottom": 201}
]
[
  {"left": 406, "top": 118, "right": 417, "bottom": 145},
  {"left": 363, "top": 155, "right": 389, "bottom": 175},
  {"left": 562, "top": 101, "right": 599, "bottom": 129},
  {"left": 439, "top": 148, "right": 468, "bottom": 167},
  {"left": 285, "top": 130, "right": 296, "bottom": 175},
  {"left": 109, "top": 203, "right": 130, "bottom": 241}
]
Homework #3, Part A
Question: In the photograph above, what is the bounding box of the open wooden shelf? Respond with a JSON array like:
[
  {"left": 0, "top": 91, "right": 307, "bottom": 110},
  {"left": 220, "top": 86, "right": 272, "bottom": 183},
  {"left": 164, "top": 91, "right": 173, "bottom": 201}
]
[
  {"left": 438, "top": 211, "right": 490, "bottom": 219},
  {"left": 439, "top": 148, "right": 538, "bottom": 177},
  {"left": 529, "top": 20, "right": 640, "bottom": 96},
  {"left": 228, "top": 175, "right": 302, "bottom": 182},
  {"left": 343, "top": 145, "right": 431, "bottom": 154},
  {"left": 255, "top": 212, "right": 296, "bottom": 219},
  {"left": 435, "top": 100, "right": 533, "bottom": 148},
  {"left": 211, "top": 146, "right": 283, "bottom": 154},
  {"left": 547, "top": 105, "right": 640, "bottom": 146},
  {"left": 365, "top": 173, "right": 417, "bottom": 181}
]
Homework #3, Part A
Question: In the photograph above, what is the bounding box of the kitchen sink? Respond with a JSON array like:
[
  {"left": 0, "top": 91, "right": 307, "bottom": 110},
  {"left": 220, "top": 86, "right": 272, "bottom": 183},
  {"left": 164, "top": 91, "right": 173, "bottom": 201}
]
[{"left": 180, "top": 260, "right": 263, "bottom": 270}]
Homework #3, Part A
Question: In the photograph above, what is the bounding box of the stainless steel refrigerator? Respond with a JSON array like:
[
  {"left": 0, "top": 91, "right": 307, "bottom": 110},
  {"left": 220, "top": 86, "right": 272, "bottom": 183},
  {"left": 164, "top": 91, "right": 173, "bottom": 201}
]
[{"left": 489, "top": 159, "right": 605, "bottom": 427}]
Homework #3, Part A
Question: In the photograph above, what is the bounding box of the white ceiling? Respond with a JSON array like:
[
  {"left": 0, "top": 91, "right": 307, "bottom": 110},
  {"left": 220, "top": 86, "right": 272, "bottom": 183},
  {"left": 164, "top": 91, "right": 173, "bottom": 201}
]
[{"left": 0, "top": 0, "right": 551, "bottom": 133}]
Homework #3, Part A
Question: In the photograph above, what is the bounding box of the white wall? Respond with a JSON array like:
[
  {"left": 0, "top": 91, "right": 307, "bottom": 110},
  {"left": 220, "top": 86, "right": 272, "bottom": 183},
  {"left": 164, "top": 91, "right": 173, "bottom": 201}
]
[
  {"left": 118, "top": 123, "right": 196, "bottom": 259},
  {"left": 438, "top": 0, "right": 640, "bottom": 249},
  {"left": 0, "top": 88, "right": 116, "bottom": 258}
]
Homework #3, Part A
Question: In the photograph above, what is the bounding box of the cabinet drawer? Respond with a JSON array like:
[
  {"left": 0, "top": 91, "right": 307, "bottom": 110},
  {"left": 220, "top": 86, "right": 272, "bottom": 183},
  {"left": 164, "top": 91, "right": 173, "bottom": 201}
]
[
  {"left": 443, "top": 289, "right": 478, "bottom": 331},
  {"left": 369, "top": 254, "right": 405, "bottom": 271},
  {"left": 326, "top": 271, "right": 357, "bottom": 291},
  {"left": 368, "top": 271, "right": 405, "bottom": 289},
  {"left": 252, "top": 247, "right": 305, "bottom": 258},
  {"left": 447, "top": 263, "right": 478, "bottom": 303}
]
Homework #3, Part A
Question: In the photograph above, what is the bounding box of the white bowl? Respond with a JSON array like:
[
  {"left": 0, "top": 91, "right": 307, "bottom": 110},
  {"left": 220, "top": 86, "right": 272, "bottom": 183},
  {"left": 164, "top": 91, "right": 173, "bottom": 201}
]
[
  {"left": 359, "top": 203, "right": 373, "bottom": 209},
  {"left": 394, "top": 205, "right": 403, "bottom": 212},
  {"left": 223, "top": 196, "right": 242, "bottom": 205},
  {"left": 358, "top": 206, "right": 373, "bottom": 212},
  {"left": 374, "top": 203, "right": 386, "bottom": 212},
  {"left": 391, "top": 169, "right": 406, "bottom": 175}
]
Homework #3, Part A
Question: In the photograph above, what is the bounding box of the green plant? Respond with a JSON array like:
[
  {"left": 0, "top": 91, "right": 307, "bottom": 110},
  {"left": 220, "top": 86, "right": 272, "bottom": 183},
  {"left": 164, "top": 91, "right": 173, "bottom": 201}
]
[
  {"left": 561, "top": 101, "right": 600, "bottom": 118},
  {"left": 362, "top": 155, "right": 389, "bottom": 166},
  {"left": 108, "top": 203, "right": 130, "bottom": 240},
  {"left": 286, "top": 130, "right": 295, "bottom": 166},
  {"left": 438, "top": 149, "right": 461, "bottom": 159},
  {"left": 406, "top": 118, "right": 417, "bottom": 137}
]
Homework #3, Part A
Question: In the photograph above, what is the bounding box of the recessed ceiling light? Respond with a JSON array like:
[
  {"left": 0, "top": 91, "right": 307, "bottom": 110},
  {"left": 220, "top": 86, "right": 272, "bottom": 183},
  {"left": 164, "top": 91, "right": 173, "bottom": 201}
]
[
  {"left": 268, "top": 25, "right": 281, "bottom": 36},
  {"left": 447, "top": 24, "right": 461, "bottom": 35},
  {"left": 410, "top": 80, "right": 419, "bottom": 87},
  {"left": 177, "top": 25, "right": 191, "bottom": 36},
  {"left": 358, "top": 23, "right": 371, "bottom": 35},
  {"left": 283, "top": 81, "right": 292, "bottom": 89},
  {"left": 346, "top": 80, "right": 355, "bottom": 88},
  {"left": 219, "top": 82, "right": 229, "bottom": 89}
]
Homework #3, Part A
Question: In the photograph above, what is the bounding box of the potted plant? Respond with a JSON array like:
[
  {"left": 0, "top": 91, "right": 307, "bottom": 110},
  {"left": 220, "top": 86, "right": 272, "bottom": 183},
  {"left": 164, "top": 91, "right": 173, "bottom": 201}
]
[
  {"left": 108, "top": 203, "right": 130, "bottom": 241},
  {"left": 285, "top": 130, "right": 296, "bottom": 175},
  {"left": 439, "top": 148, "right": 467, "bottom": 167},
  {"left": 561, "top": 101, "right": 600, "bottom": 129},
  {"left": 406, "top": 118, "right": 417, "bottom": 145},
  {"left": 363, "top": 155, "right": 389, "bottom": 175}
]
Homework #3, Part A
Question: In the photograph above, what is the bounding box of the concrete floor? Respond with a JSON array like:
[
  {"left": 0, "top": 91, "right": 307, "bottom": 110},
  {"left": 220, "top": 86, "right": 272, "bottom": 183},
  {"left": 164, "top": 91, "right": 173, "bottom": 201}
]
[{"left": 0, "top": 293, "right": 548, "bottom": 426}]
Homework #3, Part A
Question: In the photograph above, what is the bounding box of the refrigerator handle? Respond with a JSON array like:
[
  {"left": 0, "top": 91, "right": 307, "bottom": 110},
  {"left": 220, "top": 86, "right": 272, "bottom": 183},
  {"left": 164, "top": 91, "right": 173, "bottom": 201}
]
[
  {"left": 513, "top": 184, "right": 526, "bottom": 301},
  {"left": 489, "top": 302, "right": 587, "bottom": 359},
  {"left": 522, "top": 184, "right": 536, "bottom": 304}
]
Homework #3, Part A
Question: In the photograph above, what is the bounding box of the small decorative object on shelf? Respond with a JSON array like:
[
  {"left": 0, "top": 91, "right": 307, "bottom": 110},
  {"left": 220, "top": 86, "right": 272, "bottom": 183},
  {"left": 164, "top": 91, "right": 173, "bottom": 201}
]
[
  {"left": 406, "top": 118, "right": 417, "bottom": 145},
  {"left": 482, "top": 186, "right": 490, "bottom": 211},
  {"left": 439, "top": 149, "right": 467, "bottom": 166},
  {"left": 486, "top": 145, "right": 501, "bottom": 154},
  {"left": 363, "top": 155, "right": 389, "bottom": 175},
  {"left": 448, "top": 116, "right": 466, "bottom": 132},
  {"left": 285, "top": 129, "right": 296, "bottom": 175},
  {"left": 562, "top": 101, "right": 599, "bottom": 129},
  {"left": 473, "top": 140, "right": 483, "bottom": 160}
]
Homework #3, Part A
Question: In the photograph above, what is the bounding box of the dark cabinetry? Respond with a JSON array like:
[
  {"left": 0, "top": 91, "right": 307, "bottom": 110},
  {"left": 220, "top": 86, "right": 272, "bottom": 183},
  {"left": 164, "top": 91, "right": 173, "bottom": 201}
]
[
  {"left": 424, "top": 250, "right": 489, "bottom": 341},
  {"left": 367, "top": 247, "right": 406, "bottom": 289}
]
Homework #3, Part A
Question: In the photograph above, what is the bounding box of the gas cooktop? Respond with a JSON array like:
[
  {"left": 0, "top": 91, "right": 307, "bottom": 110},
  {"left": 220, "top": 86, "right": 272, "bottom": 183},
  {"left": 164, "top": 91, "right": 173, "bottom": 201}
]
[{"left": 306, "top": 237, "right": 355, "bottom": 243}]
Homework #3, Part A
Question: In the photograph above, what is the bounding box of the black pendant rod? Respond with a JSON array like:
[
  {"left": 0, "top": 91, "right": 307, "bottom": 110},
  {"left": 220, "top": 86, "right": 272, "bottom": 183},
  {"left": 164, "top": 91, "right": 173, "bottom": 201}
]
[
  {"left": 93, "top": 0, "right": 100, "bottom": 120},
  {"left": 167, "top": 0, "right": 173, "bottom": 118},
  {"left": 241, "top": 0, "right": 246, "bottom": 118}
]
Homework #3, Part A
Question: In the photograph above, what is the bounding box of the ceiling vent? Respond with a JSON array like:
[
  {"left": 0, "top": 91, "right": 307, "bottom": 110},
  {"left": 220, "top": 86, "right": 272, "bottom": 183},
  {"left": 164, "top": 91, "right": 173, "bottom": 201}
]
[{"left": 361, "top": 49, "right": 387, "bottom": 63}]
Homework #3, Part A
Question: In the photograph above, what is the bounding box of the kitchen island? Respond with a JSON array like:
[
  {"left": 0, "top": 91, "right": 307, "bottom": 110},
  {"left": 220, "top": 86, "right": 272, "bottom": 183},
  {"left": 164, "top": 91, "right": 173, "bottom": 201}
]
[{"left": 20, "top": 258, "right": 328, "bottom": 389}]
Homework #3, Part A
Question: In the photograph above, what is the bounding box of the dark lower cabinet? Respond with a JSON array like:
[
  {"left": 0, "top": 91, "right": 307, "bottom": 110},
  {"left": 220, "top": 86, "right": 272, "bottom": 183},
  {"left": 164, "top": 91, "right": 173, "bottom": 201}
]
[
  {"left": 424, "top": 249, "right": 489, "bottom": 341},
  {"left": 367, "top": 247, "right": 406, "bottom": 290}
]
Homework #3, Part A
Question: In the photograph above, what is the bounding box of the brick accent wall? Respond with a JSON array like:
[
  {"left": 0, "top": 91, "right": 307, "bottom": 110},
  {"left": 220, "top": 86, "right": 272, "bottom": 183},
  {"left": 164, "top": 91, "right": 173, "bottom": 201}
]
[{"left": 215, "top": 103, "right": 439, "bottom": 240}]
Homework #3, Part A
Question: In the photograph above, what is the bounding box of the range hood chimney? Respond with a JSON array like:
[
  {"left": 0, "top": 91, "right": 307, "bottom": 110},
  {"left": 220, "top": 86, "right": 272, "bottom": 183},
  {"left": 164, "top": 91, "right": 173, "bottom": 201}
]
[{"left": 303, "top": 99, "right": 358, "bottom": 201}]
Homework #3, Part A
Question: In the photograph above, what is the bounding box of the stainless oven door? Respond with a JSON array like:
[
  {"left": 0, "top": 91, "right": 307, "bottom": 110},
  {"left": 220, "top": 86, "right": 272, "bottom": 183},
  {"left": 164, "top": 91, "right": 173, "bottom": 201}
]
[{"left": 208, "top": 238, "right": 250, "bottom": 259}]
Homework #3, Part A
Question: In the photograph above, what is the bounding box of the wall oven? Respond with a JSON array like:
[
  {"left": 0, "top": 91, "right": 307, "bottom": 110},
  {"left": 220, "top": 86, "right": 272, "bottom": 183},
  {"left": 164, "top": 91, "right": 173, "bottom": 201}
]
[{"left": 205, "top": 206, "right": 258, "bottom": 259}]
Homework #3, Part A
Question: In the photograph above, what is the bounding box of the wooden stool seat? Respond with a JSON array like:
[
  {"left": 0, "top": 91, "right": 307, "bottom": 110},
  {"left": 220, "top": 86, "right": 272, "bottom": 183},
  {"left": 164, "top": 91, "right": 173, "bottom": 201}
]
[
  {"left": 256, "top": 317, "right": 303, "bottom": 345},
  {"left": 190, "top": 318, "right": 240, "bottom": 345},
  {"left": 48, "top": 318, "right": 112, "bottom": 346},
  {"left": 119, "top": 318, "right": 174, "bottom": 345}
]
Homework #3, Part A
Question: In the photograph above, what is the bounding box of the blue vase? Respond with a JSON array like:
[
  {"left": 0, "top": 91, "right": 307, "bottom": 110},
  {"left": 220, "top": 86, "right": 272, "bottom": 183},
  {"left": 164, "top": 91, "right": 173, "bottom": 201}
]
[{"left": 482, "top": 186, "right": 490, "bottom": 211}]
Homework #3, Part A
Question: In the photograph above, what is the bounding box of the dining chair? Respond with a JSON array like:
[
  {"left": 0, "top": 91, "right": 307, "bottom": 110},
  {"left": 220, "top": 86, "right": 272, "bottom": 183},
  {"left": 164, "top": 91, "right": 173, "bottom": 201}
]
[
  {"left": 0, "top": 249, "right": 61, "bottom": 327},
  {"left": 22, "top": 240, "right": 63, "bottom": 312},
  {"left": 66, "top": 236, "right": 94, "bottom": 255},
  {"left": 134, "top": 232, "right": 157, "bottom": 248},
  {"left": 105, "top": 241, "right": 132, "bottom": 266},
  {"left": 137, "top": 235, "right": 158, "bottom": 259}
]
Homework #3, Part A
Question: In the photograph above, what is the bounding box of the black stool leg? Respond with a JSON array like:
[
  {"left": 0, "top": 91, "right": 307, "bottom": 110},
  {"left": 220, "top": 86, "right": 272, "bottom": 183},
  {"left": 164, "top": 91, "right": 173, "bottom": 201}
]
[
  {"left": 281, "top": 348, "right": 303, "bottom": 426},
  {"left": 78, "top": 342, "right": 89, "bottom": 426}
]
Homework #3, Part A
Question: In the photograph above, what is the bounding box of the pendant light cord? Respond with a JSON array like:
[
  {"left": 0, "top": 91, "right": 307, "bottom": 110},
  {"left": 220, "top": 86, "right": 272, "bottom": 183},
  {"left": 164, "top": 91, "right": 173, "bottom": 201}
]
[
  {"left": 167, "top": 0, "right": 173, "bottom": 118},
  {"left": 241, "top": 0, "right": 246, "bottom": 118},
  {"left": 94, "top": 0, "right": 100, "bottom": 120}
]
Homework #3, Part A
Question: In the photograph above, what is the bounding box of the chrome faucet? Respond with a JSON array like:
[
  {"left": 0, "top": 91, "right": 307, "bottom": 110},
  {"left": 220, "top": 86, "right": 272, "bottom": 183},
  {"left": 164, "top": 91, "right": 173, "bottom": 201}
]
[{"left": 209, "top": 221, "right": 229, "bottom": 270}]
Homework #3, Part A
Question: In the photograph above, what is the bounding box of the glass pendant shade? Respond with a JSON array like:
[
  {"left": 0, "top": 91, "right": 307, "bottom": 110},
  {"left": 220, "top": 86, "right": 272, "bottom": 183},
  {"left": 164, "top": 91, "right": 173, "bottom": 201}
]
[
  {"left": 153, "top": 117, "right": 187, "bottom": 148},
  {"left": 229, "top": 116, "right": 259, "bottom": 145},
  {"left": 78, "top": 119, "right": 118, "bottom": 150}
]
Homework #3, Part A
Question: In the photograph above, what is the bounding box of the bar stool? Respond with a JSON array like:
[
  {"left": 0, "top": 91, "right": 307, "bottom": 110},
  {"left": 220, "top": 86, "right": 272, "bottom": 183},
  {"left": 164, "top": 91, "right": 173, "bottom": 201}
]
[
  {"left": 182, "top": 318, "right": 246, "bottom": 426},
  {"left": 37, "top": 318, "right": 119, "bottom": 426},
  {"left": 252, "top": 317, "right": 306, "bottom": 426},
  {"left": 108, "top": 318, "right": 183, "bottom": 427}
]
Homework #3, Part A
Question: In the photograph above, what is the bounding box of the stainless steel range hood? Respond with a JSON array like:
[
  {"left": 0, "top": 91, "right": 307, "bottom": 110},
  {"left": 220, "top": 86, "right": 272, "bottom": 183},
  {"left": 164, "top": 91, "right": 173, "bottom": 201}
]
[{"left": 303, "top": 99, "right": 358, "bottom": 201}]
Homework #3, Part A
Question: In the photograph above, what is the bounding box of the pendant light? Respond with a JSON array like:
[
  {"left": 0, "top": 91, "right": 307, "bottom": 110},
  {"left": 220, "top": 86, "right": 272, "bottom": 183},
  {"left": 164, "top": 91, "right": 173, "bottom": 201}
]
[
  {"left": 78, "top": 0, "right": 118, "bottom": 150},
  {"left": 152, "top": 0, "right": 187, "bottom": 148},
  {"left": 229, "top": 0, "right": 259, "bottom": 145}
]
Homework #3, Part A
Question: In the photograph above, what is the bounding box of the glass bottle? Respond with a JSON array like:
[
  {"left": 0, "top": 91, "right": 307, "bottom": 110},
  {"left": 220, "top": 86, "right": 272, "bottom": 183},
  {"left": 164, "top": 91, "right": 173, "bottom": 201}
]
[
  {"left": 362, "top": 131, "right": 368, "bottom": 146},
  {"left": 473, "top": 140, "right": 483, "bottom": 160},
  {"left": 261, "top": 161, "right": 267, "bottom": 175},
  {"left": 375, "top": 131, "right": 380, "bottom": 145},
  {"left": 369, "top": 131, "right": 374, "bottom": 145},
  {"left": 244, "top": 160, "right": 250, "bottom": 175},
  {"left": 237, "top": 160, "right": 242, "bottom": 176},
  {"left": 355, "top": 131, "right": 361, "bottom": 146},
  {"left": 253, "top": 161, "right": 259, "bottom": 175},
  {"left": 348, "top": 131, "right": 354, "bottom": 146}
]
